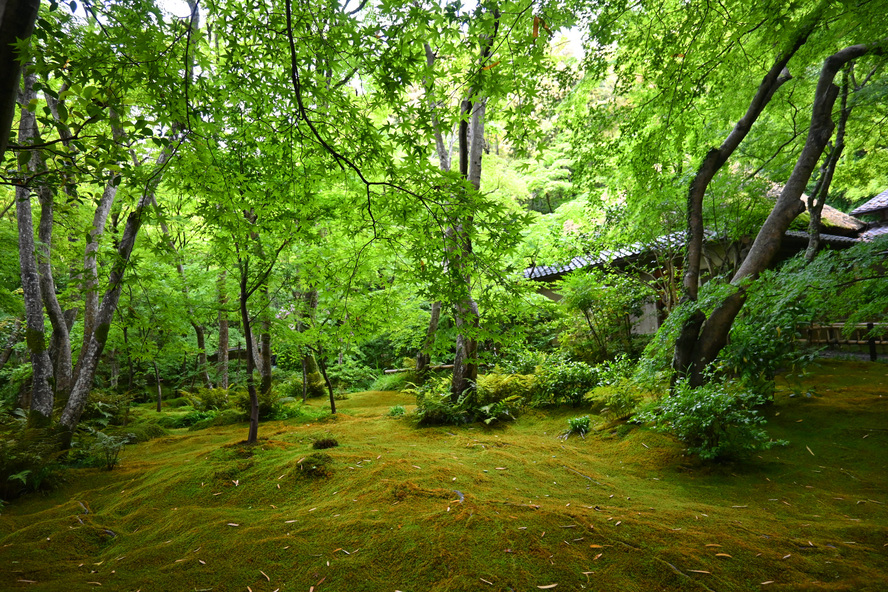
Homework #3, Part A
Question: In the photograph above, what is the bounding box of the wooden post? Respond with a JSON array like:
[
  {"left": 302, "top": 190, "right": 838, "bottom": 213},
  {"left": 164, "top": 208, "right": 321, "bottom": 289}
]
[{"left": 867, "top": 322, "right": 877, "bottom": 362}]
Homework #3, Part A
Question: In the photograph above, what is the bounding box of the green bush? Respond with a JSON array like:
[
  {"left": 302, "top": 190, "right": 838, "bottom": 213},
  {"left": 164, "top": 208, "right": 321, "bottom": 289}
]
[
  {"left": 157, "top": 409, "right": 216, "bottom": 429},
  {"left": 369, "top": 372, "right": 411, "bottom": 392},
  {"left": 81, "top": 390, "right": 132, "bottom": 427},
  {"left": 494, "top": 349, "right": 545, "bottom": 375},
  {"left": 121, "top": 422, "right": 168, "bottom": 442},
  {"left": 189, "top": 408, "right": 245, "bottom": 431},
  {"left": 600, "top": 378, "right": 643, "bottom": 420},
  {"left": 409, "top": 377, "right": 520, "bottom": 426},
  {"left": 325, "top": 357, "right": 377, "bottom": 392},
  {"left": 296, "top": 452, "right": 334, "bottom": 478},
  {"left": 560, "top": 415, "right": 591, "bottom": 440},
  {"left": 88, "top": 430, "right": 134, "bottom": 470},
  {"left": 0, "top": 416, "right": 65, "bottom": 500},
  {"left": 409, "top": 378, "right": 471, "bottom": 425},
  {"left": 476, "top": 373, "right": 536, "bottom": 406},
  {"left": 233, "top": 387, "right": 296, "bottom": 420},
  {"left": 638, "top": 379, "right": 784, "bottom": 460},
  {"left": 183, "top": 388, "right": 231, "bottom": 411},
  {"left": 533, "top": 356, "right": 600, "bottom": 406},
  {"left": 388, "top": 405, "right": 406, "bottom": 418}
]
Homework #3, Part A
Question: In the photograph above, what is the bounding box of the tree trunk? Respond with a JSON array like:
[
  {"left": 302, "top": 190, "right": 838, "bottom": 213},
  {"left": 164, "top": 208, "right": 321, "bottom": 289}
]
[
  {"left": 217, "top": 272, "right": 229, "bottom": 389},
  {"left": 416, "top": 301, "right": 442, "bottom": 377},
  {"left": 686, "top": 42, "right": 879, "bottom": 385},
  {"left": 15, "top": 72, "right": 54, "bottom": 425},
  {"left": 671, "top": 2, "right": 827, "bottom": 379},
  {"left": 0, "top": 0, "right": 39, "bottom": 157},
  {"left": 448, "top": 11, "right": 500, "bottom": 401},
  {"left": 152, "top": 361, "right": 162, "bottom": 412},
  {"left": 238, "top": 259, "right": 260, "bottom": 444},
  {"left": 59, "top": 124, "right": 183, "bottom": 439},
  {"left": 415, "top": 43, "right": 450, "bottom": 378},
  {"left": 258, "top": 285, "right": 273, "bottom": 395},
  {"left": 315, "top": 347, "right": 336, "bottom": 415},
  {"left": 805, "top": 66, "right": 851, "bottom": 262}
]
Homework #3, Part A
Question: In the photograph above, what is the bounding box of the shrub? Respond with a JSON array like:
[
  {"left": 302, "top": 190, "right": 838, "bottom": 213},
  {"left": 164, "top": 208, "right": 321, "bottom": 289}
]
[
  {"left": 312, "top": 437, "right": 339, "bottom": 450},
  {"left": 0, "top": 416, "right": 64, "bottom": 500},
  {"left": 494, "top": 349, "right": 545, "bottom": 375},
  {"left": 81, "top": 390, "right": 132, "bottom": 427},
  {"left": 157, "top": 409, "right": 216, "bottom": 429},
  {"left": 276, "top": 375, "right": 304, "bottom": 399},
  {"left": 88, "top": 430, "right": 134, "bottom": 470},
  {"left": 325, "top": 357, "right": 377, "bottom": 392},
  {"left": 409, "top": 377, "right": 520, "bottom": 426},
  {"left": 408, "top": 378, "right": 471, "bottom": 425},
  {"left": 600, "top": 378, "right": 643, "bottom": 420},
  {"left": 123, "top": 423, "right": 168, "bottom": 442},
  {"left": 189, "top": 408, "right": 244, "bottom": 431},
  {"left": 477, "top": 397, "right": 520, "bottom": 425},
  {"left": 638, "top": 379, "right": 784, "bottom": 460},
  {"left": 233, "top": 388, "right": 299, "bottom": 420},
  {"left": 533, "top": 356, "right": 600, "bottom": 406},
  {"left": 388, "top": 405, "right": 406, "bottom": 418},
  {"left": 476, "top": 373, "right": 536, "bottom": 406},
  {"left": 296, "top": 452, "right": 334, "bottom": 478},
  {"left": 370, "top": 372, "right": 411, "bottom": 392},
  {"left": 184, "top": 388, "right": 230, "bottom": 411},
  {"left": 560, "top": 415, "right": 591, "bottom": 440}
]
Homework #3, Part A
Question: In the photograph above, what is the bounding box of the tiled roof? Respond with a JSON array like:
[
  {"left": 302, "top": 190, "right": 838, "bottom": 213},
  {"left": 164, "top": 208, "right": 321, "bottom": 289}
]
[
  {"left": 524, "top": 231, "right": 705, "bottom": 281},
  {"left": 783, "top": 230, "right": 860, "bottom": 246},
  {"left": 859, "top": 223, "right": 888, "bottom": 241},
  {"left": 526, "top": 230, "right": 861, "bottom": 282},
  {"left": 850, "top": 188, "right": 888, "bottom": 217}
]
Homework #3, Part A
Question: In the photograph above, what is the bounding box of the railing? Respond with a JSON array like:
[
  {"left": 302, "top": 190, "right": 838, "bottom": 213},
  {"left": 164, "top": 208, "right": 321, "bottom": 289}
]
[{"left": 803, "top": 323, "right": 886, "bottom": 361}]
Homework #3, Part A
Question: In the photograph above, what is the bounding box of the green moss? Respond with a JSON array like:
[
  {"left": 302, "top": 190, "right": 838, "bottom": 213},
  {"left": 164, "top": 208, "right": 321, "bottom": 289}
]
[{"left": 0, "top": 362, "right": 886, "bottom": 591}]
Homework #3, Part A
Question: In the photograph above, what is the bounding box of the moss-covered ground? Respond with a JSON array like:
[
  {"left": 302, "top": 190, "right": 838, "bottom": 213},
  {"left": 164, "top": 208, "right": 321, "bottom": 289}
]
[{"left": 1, "top": 360, "right": 886, "bottom": 591}]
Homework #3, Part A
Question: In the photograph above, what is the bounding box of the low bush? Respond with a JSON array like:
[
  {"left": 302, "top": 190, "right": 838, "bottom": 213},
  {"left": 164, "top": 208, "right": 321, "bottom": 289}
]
[
  {"left": 233, "top": 388, "right": 298, "bottom": 420},
  {"left": 387, "top": 405, "right": 406, "bottom": 418},
  {"left": 296, "top": 452, "right": 334, "bottom": 478},
  {"left": 312, "top": 437, "right": 339, "bottom": 450},
  {"left": 533, "top": 356, "right": 600, "bottom": 407},
  {"left": 476, "top": 373, "right": 536, "bottom": 406},
  {"left": 560, "top": 415, "right": 591, "bottom": 440},
  {"left": 87, "top": 430, "right": 134, "bottom": 470},
  {"left": 600, "top": 378, "right": 643, "bottom": 420},
  {"left": 410, "top": 377, "right": 520, "bottom": 426},
  {"left": 188, "top": 408, "right": 244, "bottom": 431},
  {"left": 0, "top": 415, "right": 65, "bottom": 500},
  {"left": 122, "top": 422, "right": 168, "bottom": 442},
  {"left": 183, "top": 388, "right": 230, "bottom": 411},
  {"left": 157, "top": 409, "right": 216, "bottom": 429},
  {"left": 369, "top": 372, "right": 411, "bottom": 392},
  {"left": 494, "top": 349, "right": 545, "bottom": 375},
  {"left": 638, "top": 379, "right": 784, "bottom": 460}
]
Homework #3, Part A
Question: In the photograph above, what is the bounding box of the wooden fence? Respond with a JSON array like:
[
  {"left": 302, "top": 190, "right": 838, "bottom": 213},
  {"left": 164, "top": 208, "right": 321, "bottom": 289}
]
[{"left": 802, "top": 323, "right": 887, "bottom": 361}]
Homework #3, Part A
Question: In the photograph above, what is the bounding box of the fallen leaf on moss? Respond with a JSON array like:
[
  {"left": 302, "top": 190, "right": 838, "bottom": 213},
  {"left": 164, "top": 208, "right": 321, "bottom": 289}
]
[
  {"left": 688, "top": 570, "right": 710, "bottom": 574},
  {"left": 261, "top": 570, "right": 270, "bottom": 581},
  {"left": 716, "top": 553, "right": 732, "bottom": 558},
  {"left": 537, "top": 585, "right": 558, "bottom": 589},
  {"left": 705, "top": 544, "right": 721, "bottom": 547}
]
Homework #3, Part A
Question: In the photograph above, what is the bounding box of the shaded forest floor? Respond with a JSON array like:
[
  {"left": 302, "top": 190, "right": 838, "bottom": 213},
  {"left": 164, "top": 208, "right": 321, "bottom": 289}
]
[{"left": 1, "top": 360, "right": 887, "bottom": 591}]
